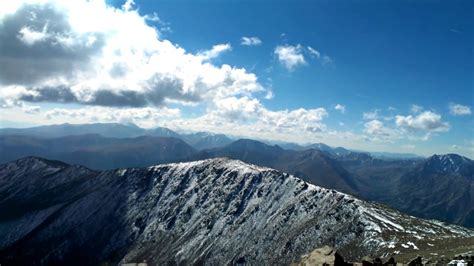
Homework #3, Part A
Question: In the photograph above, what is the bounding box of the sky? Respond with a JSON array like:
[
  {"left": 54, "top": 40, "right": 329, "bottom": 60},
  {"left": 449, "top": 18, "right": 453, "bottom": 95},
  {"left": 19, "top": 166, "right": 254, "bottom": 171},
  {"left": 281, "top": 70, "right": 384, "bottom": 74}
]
[{"left": 0, "top": 0, "right": 473, "bottom": 157}]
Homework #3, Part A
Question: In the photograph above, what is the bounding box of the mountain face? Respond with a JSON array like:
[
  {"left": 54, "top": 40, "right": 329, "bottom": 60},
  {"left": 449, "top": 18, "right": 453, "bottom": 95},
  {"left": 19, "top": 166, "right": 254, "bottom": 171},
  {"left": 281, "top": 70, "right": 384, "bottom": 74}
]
[
  {"left": 0, "top": 135, "right": 196, "bottom": 169},
  {"left": 393, "top": 154, "right": 474, "bottom": 227},
  {"left": 0, "top": 123, "right": 234, "bottom": 150},
  {"left": 181, "top": 132, "right": 233, "bottom": 150},
  {"left": 0, "top": 157, "right": 472, "bottom": 265},
  {"left": 196, "top": 142, "right": 474, "bottom": 228},
  {"left": 0, "top": 123, "right": 183, "bottom": 139},
  {"left": 194, "top": 139, "right": 360, "bottom": 195},
  {"left": 306, "top": 143, "right": 351, "bottom": 156},
  {"left": 0, "top": 123, "right": 148, "bottom": 138}
]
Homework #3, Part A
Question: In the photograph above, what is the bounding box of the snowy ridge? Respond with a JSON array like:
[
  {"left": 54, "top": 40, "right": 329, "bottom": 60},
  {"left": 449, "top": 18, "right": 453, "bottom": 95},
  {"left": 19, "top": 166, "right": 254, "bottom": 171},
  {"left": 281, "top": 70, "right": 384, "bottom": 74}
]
[
  {"left": 0, "top": 157, "right": 472, "bottom": 265},
  {"left": 124, "top": 158, "right": 472, "bottom": 263}
]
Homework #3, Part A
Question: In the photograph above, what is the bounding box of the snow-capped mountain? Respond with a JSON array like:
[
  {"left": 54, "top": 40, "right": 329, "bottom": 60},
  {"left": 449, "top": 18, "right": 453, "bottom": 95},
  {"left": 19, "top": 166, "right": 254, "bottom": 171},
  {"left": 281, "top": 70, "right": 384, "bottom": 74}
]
[
  {"left": 422, "top": 154, "right": 474, "bottom": 177},
  {"left": 0, "top": 157, "right": 472, "bottom": 265},
  {"left": 392, "top": 153, "right": 474, "bottom": 227}
]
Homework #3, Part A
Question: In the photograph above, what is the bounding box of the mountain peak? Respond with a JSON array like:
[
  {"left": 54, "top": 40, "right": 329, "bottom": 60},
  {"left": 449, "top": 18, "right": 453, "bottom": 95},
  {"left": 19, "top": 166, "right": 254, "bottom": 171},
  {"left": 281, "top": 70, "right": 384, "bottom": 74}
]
[
  {"left": 230, "top": 138, "right": 282, "bottom": 149},
  {"left": 430, "top": 153, "right": 469, "bottom": 162},
  {"left": 10, "top": 156, "right": 69, "bottom": 168},
  {"left": 423, "top": 153, "right": 473, "bottom": 175}
]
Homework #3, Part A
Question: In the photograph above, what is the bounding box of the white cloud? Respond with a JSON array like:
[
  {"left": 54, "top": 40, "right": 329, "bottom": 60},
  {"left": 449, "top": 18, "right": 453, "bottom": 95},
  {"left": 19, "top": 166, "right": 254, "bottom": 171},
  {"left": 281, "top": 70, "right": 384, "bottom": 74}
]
[
  {"left": 395, "top": 111, "right": 450, "bottom": 140},
  {"left": 274, "top": 44, "right": 306, "bottom": 71},
  {"left": 449, "top": 103, "right": 471, "bottom": 116},
  {"left": 241, "top": 36, "right": 262, "bottom": 46},
  {"left": 334, "top": 104, "right": 345, "bottom": 114},
  {"left": 0, "top": 1, "right": 254, "bottom": 109},
  {"left": 121, "top": 0, "right": 135, "bottom": 11},
  {"left": 410, "top": 104, "right": 423, "bottom": 114},
  {"left": 17, "top": 25, "right": 49, "bottom": 45},
  {"left": 307, "top": 46, "right": 320, "bottom": 58},
  {"left": 22, "top": 105, "right": 40, "bottom": 114},
  {"left": 197, "top": 43, "right": 232, "bottom": 60},
  {"left": 1, "top": 0, "right": 460, "bottom": 154},
  {"left": 362, "top": 110, "right": 451, "bottom": 142},
  {"left": 45, "top": 106, "right": 180, "bottom": 129},
  {"left": 0, "top": 1, "right": 337, "bottom": 144},
  {"left": 363, "top": 120, "right": 399, "bottom": 142},
  {"left": 363, "top": 110, "right": 379, "bottom": 120},
  {"left": 165, "top": 97, "right": 329, "bottom": 142}
]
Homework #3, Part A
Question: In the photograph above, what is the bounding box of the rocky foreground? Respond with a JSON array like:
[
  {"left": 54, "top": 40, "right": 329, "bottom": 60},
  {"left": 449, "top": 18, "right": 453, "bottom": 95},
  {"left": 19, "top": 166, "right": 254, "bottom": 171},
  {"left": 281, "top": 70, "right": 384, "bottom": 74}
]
[{"left": 292, "top": 246, "right": 474, "bottom": 265}]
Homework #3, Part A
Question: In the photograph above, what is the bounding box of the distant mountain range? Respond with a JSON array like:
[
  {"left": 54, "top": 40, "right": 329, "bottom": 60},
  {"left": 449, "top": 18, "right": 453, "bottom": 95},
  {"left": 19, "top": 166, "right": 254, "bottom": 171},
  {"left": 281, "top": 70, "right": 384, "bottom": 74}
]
[
  {"left": 0, "top": 134, "right": 196, "bottom": 169},
  {"left": 0, "top": 123, "right": 231, "bottom": 151},
  {"left": 0, "top": 157, "right": 472, "bottom": 265},
  {"left": 0, "top": 123, "right": 422, "bottom": 159},
  {"left": 0, "top": 123, "right": 473, "bottom": 228}
]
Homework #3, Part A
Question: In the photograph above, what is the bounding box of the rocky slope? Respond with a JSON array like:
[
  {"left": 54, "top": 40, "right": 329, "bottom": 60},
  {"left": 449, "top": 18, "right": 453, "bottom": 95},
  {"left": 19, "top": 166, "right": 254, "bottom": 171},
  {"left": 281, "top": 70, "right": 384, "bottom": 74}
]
[
  {"left": 193, "top": 139, "right": 360, "bottom": 195},
  {"left": 393, "top": 154, "right": 474, "bottom": 227},
  {"left": 0, "top": 157, "right": 472, "bottom": 265}
]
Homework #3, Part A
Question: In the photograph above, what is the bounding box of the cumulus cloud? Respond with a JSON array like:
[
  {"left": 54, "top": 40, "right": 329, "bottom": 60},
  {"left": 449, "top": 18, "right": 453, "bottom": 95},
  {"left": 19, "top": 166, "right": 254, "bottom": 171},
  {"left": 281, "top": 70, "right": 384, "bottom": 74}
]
[
  {"left": 121, "top": 0, "right": 135, "bottom": 11},
  {"left": 274, "top": 44, "right": 331, "bottom": 70},
  {"left": 363, "top": 120, "right": 399, "bottom": 142},
  {"left": 334, "top": 104, "right": 345, "bottom": 114},
  {"left": 449, "top": 103, "right": 471, "bottom": 116},
  {"left": 208, "top": 96, "right": 328, "bottom": 131},
  {"left": 241, "top": 36, "right": 262, "bottom": 46},
  {"left": 395, "top": 111, "right": 450, "bottom": 140},
  {"left": 0, "top": 0, "right": 337, "bottom": 144},
  {"left": 45, "top": 106, "right": 180, "bottom": 128},
  {"left": 362, "top": 109, "right": 452, "bottom": 142},
  {"left": 274, "top": 44, "right": 306, "bottom": 71},
  {"left": 165, "top": 97, "right": 329, "bottom": 142},
  {"left": 0, "top": 1, "right": 256, "bottom": 109}
]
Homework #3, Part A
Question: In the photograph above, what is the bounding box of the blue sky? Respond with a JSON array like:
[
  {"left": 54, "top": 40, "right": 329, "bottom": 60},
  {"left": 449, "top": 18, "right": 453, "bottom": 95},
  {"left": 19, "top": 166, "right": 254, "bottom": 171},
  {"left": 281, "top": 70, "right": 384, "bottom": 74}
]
[
  {"left": 0, "top": 0, "right": 472, "bottom": 157},
  {"left": 131, "top": 0, "right": 473, "bottom": 116}
]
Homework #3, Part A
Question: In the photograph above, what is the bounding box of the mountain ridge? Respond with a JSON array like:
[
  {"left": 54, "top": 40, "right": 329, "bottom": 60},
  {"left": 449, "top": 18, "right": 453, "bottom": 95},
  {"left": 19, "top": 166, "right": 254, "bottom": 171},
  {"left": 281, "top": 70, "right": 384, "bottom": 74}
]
[{"left": 0, "top": 156, "right": 473, "bottom": 265}]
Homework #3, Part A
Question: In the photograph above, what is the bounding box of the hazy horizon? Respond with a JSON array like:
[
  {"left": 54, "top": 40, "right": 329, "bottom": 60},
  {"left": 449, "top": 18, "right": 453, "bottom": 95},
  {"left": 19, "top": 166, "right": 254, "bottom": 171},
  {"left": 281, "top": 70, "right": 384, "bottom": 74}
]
[{"left": 2, "top": 121, "right": 473, "bottom": 159}]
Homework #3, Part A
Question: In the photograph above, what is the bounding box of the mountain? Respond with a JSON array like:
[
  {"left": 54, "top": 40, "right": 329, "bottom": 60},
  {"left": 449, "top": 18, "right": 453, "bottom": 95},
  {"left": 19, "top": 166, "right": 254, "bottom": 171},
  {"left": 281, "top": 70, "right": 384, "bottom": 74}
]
[
  {"left": 0, "top": 134, "right": 196, "bottom": 169},
  {"left": 0, "top": 157, "right": 472, "bottom": 265},
  {"left": 306, "top": 143, "right": 351, "bottom": 156},
  {"left": 197, "top": 139, "right": 285, "bottom": 165},
  {"left": 0, "top": 123, "right": 183, "bottom": 139},
  {"left": 147, "top": 126, "right": 181, "bottom": 138},
  {"left": 196, "top": 142, "right": 474, "bottom": 227},
  {"left": 0, "top": 123, "right": 235, "bottom": 150},
  {"left": 0, "top": 123, "right": 146, "bottom": 138},
  {"left": 368, "top": 151, "right": 423, "bottom": 160},
  {"left": 181, "top": 132, "right": 233, "bottom": 150},
  {"left": 2, "top": 131, "right": 472, "bottom": 227},
  {"left": 194, "top": 139, "right": 360, "bottom": 194},
  {"left": 392, "top": 154, "right": 474, "bottom": 227},
  {"left": 335, "top": 153, "right": 474, "bottom": 227}
]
